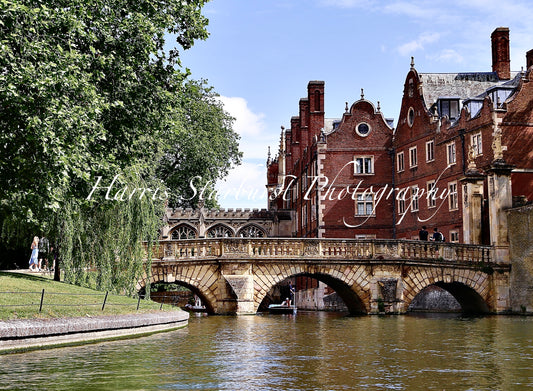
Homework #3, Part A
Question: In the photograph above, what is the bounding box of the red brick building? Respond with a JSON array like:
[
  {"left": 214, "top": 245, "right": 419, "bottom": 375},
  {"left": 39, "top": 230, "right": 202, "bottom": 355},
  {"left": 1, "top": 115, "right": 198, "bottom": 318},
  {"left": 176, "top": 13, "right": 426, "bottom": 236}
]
[{"left": 267, "top": 27, "right": 533, "bottom": 245}]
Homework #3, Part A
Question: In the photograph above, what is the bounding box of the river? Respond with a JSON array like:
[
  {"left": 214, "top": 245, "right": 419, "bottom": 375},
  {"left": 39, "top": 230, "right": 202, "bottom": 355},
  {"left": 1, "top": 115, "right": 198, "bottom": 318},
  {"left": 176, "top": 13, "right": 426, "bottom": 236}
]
[{"left": 1, "top": 312, "right": 533, "bottom": 390}]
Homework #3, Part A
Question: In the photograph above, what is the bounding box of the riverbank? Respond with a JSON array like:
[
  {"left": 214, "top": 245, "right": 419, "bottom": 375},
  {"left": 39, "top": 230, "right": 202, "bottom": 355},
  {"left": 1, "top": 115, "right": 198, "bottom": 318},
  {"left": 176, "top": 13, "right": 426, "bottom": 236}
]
[
  {"left": 0, "top": 311, "right": 189, "bottom": 354},
  {"left": 0, "top": 271, "right": 189, "bottom": 354}
]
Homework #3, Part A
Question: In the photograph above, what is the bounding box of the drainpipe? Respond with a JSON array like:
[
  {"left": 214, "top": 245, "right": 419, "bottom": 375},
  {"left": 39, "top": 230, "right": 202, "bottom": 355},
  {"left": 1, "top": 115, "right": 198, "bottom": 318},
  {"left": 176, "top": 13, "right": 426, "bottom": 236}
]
[{"left": 389, "top": 147, "right": 397, "bottom": 238}]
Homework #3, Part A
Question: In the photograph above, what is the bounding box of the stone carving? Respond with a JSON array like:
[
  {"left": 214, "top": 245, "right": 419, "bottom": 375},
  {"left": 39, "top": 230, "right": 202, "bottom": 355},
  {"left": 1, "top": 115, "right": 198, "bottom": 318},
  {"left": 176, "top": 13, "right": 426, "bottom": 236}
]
[
  {"left": 378, "top": 279, "right": 397, "bottom": 302},
  {"left": 303, "top": 242, "right": 320, "bottom": 256}
]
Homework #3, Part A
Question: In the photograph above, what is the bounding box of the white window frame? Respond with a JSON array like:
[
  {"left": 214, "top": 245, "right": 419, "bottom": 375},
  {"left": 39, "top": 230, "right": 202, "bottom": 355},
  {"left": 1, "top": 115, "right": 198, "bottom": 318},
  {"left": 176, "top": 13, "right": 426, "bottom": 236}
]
[
  {"left": 427, "top": 180, "right": 437, "bottom": 208},
  {"left": 426, "top": 140, "right": 435, "bottom": 162},
  {"left": 397, "top": 152, "right": 405, "bottom": 172},
  {"left": 450, "top": 230, "right": 459, "bottom": 243},
  {"left": 448, "top": 181, "right": 458, "bottom": 211},
  {"left": 409, "top": 146, "right": 417, "bottom": 168},
  {"left": 398, "top": 198, "right": 405, "bottom": 214},
  {"left": 471, "top": 133, "right": 483, "bottom": 156},
  {"left": 355, "top": 192, "right": 375, "bottom": 216},
  {"left": 411, "top": 186, "right": 420, "bottom": 212},
  {"left": 446, "top": 142, "right": 456, "bottom": 166},
  {"left": 354, "top": 155, "right": 374, "bottom": 175}
]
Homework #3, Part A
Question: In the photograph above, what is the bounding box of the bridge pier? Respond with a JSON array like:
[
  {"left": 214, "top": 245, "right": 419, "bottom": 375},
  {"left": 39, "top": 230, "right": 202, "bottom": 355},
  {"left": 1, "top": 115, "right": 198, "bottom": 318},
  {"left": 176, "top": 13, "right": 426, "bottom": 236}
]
[{"left": 223, "top": 274, "right": 256, "bottom": 315}]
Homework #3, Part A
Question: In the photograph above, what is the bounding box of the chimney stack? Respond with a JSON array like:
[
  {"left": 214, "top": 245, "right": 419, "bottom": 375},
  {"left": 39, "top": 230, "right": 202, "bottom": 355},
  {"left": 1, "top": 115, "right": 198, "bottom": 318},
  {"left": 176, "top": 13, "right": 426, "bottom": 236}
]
[
  {"left": 491, "top": 27, "right": 511, "bottom": 80},
  {"left": 527, "top": 49, "right": 533, "bottom": 70}
]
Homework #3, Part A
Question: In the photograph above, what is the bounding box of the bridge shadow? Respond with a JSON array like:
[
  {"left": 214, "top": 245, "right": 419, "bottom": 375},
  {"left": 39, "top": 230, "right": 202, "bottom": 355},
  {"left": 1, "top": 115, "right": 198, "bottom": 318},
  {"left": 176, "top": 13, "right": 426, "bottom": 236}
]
[
  {"left": 409, "top": 282, "right": 489, "bottom": 314},
  {"left": 259, "top": 273, "right": 367, "bottom": 315}
]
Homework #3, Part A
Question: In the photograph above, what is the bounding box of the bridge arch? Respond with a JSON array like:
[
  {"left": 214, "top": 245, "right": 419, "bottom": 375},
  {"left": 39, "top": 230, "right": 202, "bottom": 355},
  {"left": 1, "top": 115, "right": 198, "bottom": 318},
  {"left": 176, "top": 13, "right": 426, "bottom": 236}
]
[
  {"left": 403, "top": 267, "right": 491, "bottom": 313},
  {"left": 253, "top": 263, "right": 371, "bottom": 314},
  {"left": 137, "top": 263, "right": 223, "bottom": 314}
]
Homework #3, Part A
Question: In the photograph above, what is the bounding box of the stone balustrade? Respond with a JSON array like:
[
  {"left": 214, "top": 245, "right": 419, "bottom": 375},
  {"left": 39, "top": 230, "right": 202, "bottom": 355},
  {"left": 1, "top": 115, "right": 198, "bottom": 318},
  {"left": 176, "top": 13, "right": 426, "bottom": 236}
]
[{"left": 145, "top": 238, "right": 496, "bottom": 265}]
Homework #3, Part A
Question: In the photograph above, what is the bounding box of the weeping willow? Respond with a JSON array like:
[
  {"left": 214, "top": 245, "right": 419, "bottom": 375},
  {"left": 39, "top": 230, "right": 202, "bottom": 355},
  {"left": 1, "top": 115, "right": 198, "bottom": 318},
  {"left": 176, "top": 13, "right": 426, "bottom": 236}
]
[{"left": 55, "top": 175, "right": 165, "bottom": 296}]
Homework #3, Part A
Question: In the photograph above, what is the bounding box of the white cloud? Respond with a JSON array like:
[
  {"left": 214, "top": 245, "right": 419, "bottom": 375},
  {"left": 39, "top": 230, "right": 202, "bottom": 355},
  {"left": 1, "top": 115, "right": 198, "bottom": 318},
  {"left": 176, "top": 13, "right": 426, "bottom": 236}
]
[
  {"left": 427, "top": 49, "right": 464, "bottom": 64},
  {"left": 397, "top": 32, "right": 440, "bottom": 56},
  {"left": 218, "top": 96, "right": 265, "bottom": 137},
  {"left": 215, "top": 161, "right": 268, "bottom": 209}
]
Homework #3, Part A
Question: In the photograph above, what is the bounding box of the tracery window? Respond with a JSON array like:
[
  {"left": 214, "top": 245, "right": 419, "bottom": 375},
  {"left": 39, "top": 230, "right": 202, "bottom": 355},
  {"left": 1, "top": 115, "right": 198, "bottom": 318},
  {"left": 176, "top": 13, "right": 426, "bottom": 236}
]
[
  {"left": 171, "top": 225, "right": 196, "bottom": 240},
  {"left": 238, "top": 225, "right": 266, "bottom": 238},
  {"left": 206, "top": 224, "right": 233, "bottom": 238}
]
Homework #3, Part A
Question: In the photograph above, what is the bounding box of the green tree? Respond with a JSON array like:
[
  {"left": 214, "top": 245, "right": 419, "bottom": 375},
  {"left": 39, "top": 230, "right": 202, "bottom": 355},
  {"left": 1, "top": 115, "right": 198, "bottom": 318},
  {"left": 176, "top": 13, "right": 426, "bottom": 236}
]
[
  {"left": 0, "top": 0, "right": 241, "bottom": 292},
  {"left": 158, "top": 79, "right": 242, "bottom": 208}
]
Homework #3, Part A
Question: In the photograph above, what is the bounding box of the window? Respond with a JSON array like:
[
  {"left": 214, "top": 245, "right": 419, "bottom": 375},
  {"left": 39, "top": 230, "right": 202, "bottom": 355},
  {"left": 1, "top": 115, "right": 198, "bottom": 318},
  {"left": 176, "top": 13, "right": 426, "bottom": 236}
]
[
  {"left": 302, "top": 204, "right": 308, "bottom": 228},
  {"left": 238, "top": 225, "right": 266, "bottom": 238},
  {"left": 438, "top": 98, "right": 459, "bottom": 120},
  {"left": 450, "top": 230, "right": 459, "bottom": 243},
  {"left": 354, "top": 156, "right": 374, "bottom": 175},
  {"left": 411, "top": 186, "right": 420, "bottom": 212},
  {"left": 408, "top": 107, "right": 415, "bottom": 127},
  {"left": 398, "top": 198, "right": 405, "bottom": 214},
  {"left": 471, "top": 133, "right": 482, "bottom": 156},
  {"left": 206, "top": 224, "right": 233, "bottom": 238},
  {"left": 355, "top": 193, "right": 375, "bottom": 216},
  {"left": 448, "top": 182, "right": 458, "bottom": 210},
  {"left": 356, "top": 122, "right": 371, "bottom": 137},
  {"left": 426, "top": 180, "right": 436, "bottom": 208},
  {"left": 446, "top": 142, "right": 456, "bottom": 165},
  {"left": 171, "top": 225, "right": 196, "bottom": 240},
  {"left": 397, "top": 152, "right": 405, "bottom": 172},
  {"left": 409, "top": 147, "right": 417, "bottom": 168},
  {"left": 426, "top": 140, "right": 434, "bottom": 162}
]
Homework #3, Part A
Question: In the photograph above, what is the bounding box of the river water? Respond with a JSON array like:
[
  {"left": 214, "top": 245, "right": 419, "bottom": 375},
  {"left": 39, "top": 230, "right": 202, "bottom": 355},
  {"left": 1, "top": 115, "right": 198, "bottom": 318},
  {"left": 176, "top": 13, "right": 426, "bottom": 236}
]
[{"left": 2, "top": 312, "right": 533, "bottom": 390}]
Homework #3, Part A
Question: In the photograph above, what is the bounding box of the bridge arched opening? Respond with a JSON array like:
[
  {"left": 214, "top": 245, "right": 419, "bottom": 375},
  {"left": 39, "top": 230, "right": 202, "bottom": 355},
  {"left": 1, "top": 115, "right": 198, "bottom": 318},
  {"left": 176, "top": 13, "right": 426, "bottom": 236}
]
[
  {"left": 258, "top": 274, "right": 367, "bottom": 315},
  {"left": 140, "top": 281, "right": 215, "bottom": 314},
  {"left": 408, "top": 282, "right": 489, "bottom": 314}
]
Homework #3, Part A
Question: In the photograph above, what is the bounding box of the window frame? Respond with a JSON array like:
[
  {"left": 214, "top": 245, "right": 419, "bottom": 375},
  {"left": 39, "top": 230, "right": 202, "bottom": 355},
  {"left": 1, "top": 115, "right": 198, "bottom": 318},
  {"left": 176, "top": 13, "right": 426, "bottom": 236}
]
[
  {"left": 397, "top": 151, "right": 405, "bottom": 173},
  {"left": 471, "top": 133, "right": 483, "bottom": 156},
  {"left": 426, "top": 180, "right": 437, "bottom": 208},
  {"left": 448, "top": 181, "right": 458, "bottom": 211},
  {"left": 354, "top": 155, "right": 374, "bottom": 175},
  {"left": 355, "top": 192, "right": 375, "bottom": 217},
  {"left": 426, "top": 140, "right": 435, "bottom": 162},
  {"left": 446, "top": 142, "right": 456, "bottom": 166},
  {"left": 409, "top": 146, "right": 418, "bottom": 168},
  {"left": 411, "top": 185, "right": 420, "bottom": 212}
]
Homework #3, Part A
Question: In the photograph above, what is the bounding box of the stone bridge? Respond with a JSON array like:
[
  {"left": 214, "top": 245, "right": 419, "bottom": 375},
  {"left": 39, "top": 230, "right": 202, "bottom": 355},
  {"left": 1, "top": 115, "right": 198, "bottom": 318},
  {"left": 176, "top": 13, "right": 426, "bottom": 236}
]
[{"left": 139, "top": 238, "right": 511, "bottom": 315}]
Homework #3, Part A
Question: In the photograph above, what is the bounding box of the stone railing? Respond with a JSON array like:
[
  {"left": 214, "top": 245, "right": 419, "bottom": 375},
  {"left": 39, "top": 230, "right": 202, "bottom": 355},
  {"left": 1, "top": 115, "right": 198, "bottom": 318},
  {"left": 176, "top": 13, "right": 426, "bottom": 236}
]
[{"left": 145, "top": 238, "right": 497, "bottom": 265}]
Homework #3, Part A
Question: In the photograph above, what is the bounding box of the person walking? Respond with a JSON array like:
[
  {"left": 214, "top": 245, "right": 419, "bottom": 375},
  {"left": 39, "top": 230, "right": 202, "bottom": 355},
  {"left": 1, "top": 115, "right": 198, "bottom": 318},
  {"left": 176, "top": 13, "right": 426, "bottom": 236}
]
[
  {"left": 29, "top": 236, "right": 39, "bottom": 271},
  {"left": 431, "top": 228, "right": 444, "bottom": 242},
  {"left": 419, "top": 226, "right": 429, "bottom": 241}
]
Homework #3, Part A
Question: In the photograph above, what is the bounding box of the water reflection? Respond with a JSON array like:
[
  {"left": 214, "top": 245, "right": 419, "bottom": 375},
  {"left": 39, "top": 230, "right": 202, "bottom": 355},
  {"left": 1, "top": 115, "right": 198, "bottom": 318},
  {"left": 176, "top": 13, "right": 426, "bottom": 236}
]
[{"left": 1, "top": 313, "right": 533, "bottom": 390}]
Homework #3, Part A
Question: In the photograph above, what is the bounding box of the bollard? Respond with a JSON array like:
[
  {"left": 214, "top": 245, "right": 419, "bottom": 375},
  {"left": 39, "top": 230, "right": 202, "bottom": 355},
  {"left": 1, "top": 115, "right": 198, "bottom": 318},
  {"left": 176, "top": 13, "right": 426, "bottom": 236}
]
[{"left": 137, "top": 295, "right": 141, "bottom": 311}]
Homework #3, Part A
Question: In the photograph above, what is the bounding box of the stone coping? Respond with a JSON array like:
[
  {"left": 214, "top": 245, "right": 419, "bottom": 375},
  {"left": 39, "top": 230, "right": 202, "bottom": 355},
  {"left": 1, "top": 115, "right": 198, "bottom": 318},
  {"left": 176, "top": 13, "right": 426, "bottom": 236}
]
[{"left": 0, "top": 311, "right": 189, "bottom": 353}]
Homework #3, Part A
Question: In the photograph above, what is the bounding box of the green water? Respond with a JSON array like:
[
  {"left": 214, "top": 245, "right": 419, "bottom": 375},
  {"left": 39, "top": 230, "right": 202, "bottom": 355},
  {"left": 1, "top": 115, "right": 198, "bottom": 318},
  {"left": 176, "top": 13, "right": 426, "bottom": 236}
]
[{"left": 2, "top": 312, "right": 533, "bottom": 390}]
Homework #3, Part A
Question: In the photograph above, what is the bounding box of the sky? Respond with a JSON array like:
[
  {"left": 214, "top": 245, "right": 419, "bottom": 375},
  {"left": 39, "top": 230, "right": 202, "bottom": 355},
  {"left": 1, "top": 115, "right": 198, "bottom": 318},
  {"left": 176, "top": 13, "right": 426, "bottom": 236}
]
[{"left": 177, "top": 0, "right": 533, "bottom": 210}]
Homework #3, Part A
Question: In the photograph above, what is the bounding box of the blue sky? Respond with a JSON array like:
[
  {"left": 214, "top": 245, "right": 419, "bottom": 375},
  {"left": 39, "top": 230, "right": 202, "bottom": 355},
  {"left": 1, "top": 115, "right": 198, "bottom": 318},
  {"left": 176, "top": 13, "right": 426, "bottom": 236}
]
[{"left": 178, "top": 0, "right": 533, "bottom": 209}]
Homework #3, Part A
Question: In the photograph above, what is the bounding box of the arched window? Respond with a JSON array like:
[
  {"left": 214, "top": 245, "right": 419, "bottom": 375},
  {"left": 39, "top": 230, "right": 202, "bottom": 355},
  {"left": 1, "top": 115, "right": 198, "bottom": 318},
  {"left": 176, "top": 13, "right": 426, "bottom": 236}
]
[
  {"left": 171, "top": 225, "right": 197, "bottom": 240},
  {"left": 238, "top": 225, "right": 266, "bottom": 238},
  {"left": 206, "top": 224, "right": 233, "bottom": 238}
]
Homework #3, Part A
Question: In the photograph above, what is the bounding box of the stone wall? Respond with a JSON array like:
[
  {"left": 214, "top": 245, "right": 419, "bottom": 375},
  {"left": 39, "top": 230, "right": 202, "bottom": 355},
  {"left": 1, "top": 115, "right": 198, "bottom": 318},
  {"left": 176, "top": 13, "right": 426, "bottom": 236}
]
[{"left": 508, "top": 204, "right": 533, "bottom": 313}]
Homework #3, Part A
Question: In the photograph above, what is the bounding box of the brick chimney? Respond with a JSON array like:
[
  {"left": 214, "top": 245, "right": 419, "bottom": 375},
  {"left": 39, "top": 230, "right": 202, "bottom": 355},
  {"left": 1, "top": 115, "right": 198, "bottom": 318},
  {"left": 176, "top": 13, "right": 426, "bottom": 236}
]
[
  {"left": 527, "top": 49, "right": 533, "bottom": 70},
  {"left": 491, "top": 27, "right": 510, "bottom": 80}
]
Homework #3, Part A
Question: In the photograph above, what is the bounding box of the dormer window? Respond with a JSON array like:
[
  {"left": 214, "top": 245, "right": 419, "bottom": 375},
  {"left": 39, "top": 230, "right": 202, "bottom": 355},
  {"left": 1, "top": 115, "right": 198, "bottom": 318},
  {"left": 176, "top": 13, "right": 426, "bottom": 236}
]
[
  {"left": 488, "top": 86, "right": 515, "bottom": 109},
  {"left": 437, "top": 97, "right": 460, "bottom": 120}
]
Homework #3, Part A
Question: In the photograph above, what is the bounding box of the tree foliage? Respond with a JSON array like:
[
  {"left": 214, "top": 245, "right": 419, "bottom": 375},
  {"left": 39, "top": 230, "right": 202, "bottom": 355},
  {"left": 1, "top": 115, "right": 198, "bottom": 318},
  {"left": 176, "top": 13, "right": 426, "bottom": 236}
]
[{"left": 0, "top": 0, "right": 241, "bottom": 292}]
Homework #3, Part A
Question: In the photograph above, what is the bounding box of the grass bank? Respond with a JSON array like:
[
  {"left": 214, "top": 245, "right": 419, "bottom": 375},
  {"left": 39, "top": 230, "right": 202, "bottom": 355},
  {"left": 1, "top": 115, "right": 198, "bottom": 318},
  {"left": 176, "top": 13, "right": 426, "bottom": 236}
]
[{"left": 0, "top": 272, "right": 178, "bottom": 320}]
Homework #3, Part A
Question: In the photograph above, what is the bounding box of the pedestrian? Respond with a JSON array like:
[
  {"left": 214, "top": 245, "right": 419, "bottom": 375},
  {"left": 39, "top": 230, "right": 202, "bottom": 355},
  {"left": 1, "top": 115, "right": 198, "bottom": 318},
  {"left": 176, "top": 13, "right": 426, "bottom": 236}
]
[
  {"left": 419, "top": 226, "right": 429, "bottom": 241},
  {"left": 29, "top": 236, "right": 39, "bottom": 271},
  {"left": 38, "top": 236, "right": 49, "bottom": 271},
  {"left": 288, "top": 281, "right": 295, "bottom": 306},
  {"left": 431, "top": 228, "right": 444, "bottom": 242}
]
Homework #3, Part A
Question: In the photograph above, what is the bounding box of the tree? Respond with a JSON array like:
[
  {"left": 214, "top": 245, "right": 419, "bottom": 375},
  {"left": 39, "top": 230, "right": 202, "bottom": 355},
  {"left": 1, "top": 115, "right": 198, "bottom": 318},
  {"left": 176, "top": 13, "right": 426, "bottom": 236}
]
[
  {"left": 0, "top": 0, "right": 241, "bottom": 292},
  {"left": 157, "top": 79, "right": 242, "bottom": 208}
]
